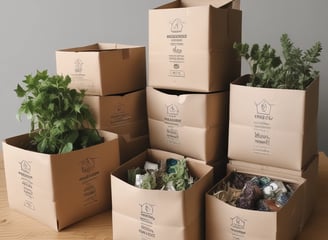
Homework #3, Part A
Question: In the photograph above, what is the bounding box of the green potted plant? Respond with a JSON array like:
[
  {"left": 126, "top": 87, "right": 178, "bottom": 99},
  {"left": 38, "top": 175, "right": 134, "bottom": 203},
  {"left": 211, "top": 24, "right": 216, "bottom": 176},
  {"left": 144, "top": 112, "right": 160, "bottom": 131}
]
[
  {"left": 14, "top": 69, "right": 103, "bottom": 153},
  {"left": 2, "top": 70, "right": 120, "bottom": 231},
  {"left": 228, "top": 34, "right": 322, "bottom": 170},
  {"left": 233, "top": 33, "right": 322, "bottom": 89}
]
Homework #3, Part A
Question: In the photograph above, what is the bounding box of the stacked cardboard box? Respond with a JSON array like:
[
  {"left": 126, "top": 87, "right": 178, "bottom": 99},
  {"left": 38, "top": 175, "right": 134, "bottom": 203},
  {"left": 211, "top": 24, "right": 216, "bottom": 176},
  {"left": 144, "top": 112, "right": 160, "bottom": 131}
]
[
  {"left": 2, "top": 42, "right": 151, "bottom": 231},
  {"left": 111, "top": 1, "right": 241, "bottom": 239},
  {"left": 228, "top": 75, "right": 319, "bottom": 170},
  {"left": 206, "top": 42, "right": 320, "bottom": 240},
  {"left": 3, "top": 42, "right": 150, "bottom": 232},
  {"left": 147, "top": 87, "right": 229, "bottom": 164},
  {"left": 147, "top": 0, "right": 241, "bottom": 165},
  {"left": 56, "top": 43, "right": 149, "bottom": 164}
]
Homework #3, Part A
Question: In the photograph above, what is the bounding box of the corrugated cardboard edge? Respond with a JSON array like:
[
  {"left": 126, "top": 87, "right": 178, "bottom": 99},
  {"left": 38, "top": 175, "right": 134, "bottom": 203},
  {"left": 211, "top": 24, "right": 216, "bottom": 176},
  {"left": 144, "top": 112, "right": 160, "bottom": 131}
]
[
  {"left": 154, "top": 0, "right": 240, "bottom": 10},
  {"left": 57, "top": 43, "right": 144, "bottom": 52}
]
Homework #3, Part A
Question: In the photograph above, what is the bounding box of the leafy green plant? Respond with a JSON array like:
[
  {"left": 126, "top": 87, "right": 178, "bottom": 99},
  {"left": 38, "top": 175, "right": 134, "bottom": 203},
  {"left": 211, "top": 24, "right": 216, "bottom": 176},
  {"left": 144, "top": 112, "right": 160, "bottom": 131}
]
[
  {"left": 161, "top": 158, "right": 192, "bottom": 191},
  {"left": 233, "top": 33, "right": 322, "bottom": 89},
  {"left": 15, "top": 70, "right": 103, "bottom": 154},
  {"left": 127, "top": 158, "right": 195, "bottom": 191}
]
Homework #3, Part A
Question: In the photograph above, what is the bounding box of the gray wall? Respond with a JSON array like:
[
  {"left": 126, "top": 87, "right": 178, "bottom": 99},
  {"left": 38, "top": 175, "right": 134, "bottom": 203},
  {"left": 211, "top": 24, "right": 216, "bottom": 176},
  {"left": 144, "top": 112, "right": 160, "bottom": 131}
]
[{"left": 0, "top": 0, "right": 327, "bottom": 154}]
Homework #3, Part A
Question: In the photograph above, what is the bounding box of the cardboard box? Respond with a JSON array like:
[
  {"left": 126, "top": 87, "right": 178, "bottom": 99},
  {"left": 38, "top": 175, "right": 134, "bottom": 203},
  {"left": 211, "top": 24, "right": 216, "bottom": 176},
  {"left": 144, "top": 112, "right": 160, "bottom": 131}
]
[
  {"left": 227, "top": 154, "right": 319, "bottom": 231},
  {"left": 83, "top": 89, "right": 147, "bottom": 131},
  {"left": 228, "top": 75, "right": 319, "bottom": 170},
  {"left": 83, "top": 89, "right": 149, "bottom": 163},
  {"left": 56, "top": 43, "right": 146, "bottom": 96},
  {"left": 147, "top": 87, "right": 229, "bottom": 162},
  {"left": 2, "top": 130, "right": 120, "bottom": 231},
  {"left": 206, "top": 164, "right": 306, "bottom": 240},
  {"left": 111, "top": 149, "right": 213, "bottom": 240},
  {"left": 148, "top": 0, "right": 241, "bottom": 92},
  {"left": 116, "top": 120, "right": 150, "bottom": 164}
]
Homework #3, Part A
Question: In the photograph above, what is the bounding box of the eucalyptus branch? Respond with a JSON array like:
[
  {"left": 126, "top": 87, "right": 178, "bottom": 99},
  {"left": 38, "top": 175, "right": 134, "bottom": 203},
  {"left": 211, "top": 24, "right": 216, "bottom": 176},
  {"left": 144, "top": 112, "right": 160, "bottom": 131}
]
[{"left": 233, "top": 34, "right": 322, "bottom": 89}]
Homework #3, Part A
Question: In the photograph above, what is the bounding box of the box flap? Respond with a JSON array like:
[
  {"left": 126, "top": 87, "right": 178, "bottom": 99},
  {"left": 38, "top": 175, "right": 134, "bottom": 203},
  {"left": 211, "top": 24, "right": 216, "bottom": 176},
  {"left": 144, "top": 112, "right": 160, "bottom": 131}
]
[
  {"left": 57, "top": 43, "right": 143, "bottom": 52},
  {"left": 156, "top": 0, "right": 240, "bottom": 9},
  {"left": 227, "top": 159, "right": 309, "bottom": 182},
  {"left": 182, "top": 0, "right": 240, "bottom": 9},
  {"left": 146, "top": 87, "right": 228, "bottom": 128}
]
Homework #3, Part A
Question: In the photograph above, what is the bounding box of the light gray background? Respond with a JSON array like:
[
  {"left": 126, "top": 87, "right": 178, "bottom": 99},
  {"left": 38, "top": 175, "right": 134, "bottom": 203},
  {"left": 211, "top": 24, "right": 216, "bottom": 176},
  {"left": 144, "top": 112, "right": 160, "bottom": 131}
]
[{"left": 0, "top": 0, "right": 327, "bottom": 154}]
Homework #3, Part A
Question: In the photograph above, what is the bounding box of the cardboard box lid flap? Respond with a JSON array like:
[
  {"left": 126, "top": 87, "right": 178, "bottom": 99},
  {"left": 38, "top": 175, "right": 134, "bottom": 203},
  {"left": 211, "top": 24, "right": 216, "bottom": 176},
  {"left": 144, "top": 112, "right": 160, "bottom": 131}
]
[
  {"left": 58, "top": 43, "right": 143, "bottom": 52},
  {"left": 97, "top": 43, "right": 143, "bottom": 50},
  {"left": 155, "top": 1, "right": 180, "bottom": 9},
  {"left": 228, "top": 160, "right": 308, "bottom": 183},
  {"left": 182, "top": 0, "right": 240, "bottom": 9}
]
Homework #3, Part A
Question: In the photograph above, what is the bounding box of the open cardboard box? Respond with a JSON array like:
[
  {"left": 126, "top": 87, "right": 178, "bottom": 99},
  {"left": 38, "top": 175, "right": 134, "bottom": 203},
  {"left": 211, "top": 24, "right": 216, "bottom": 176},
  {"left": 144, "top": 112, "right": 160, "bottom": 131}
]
[
  {"left": 56, "top": 43, "right": 146, "bottom": 96},
  {"left": 148, "top": 0, "right": 241, "bottom": 92},
  {"left": 2, "top": 130, "right": 120, "bottom": 231},
  {"left": 206, "top": 161, "right": 307, "bottom": 240},
  {"left": 111, "top": 149, "right": 213, "bottom": 240},
  {"left": 227, "top": 154, "right": 319, "bottom": 231},
  {"left": 228, "top": 75, "right": 319, "bottom": 170},
  {"left": 147, "top": 87, "right": 229, "bottom": 162}
]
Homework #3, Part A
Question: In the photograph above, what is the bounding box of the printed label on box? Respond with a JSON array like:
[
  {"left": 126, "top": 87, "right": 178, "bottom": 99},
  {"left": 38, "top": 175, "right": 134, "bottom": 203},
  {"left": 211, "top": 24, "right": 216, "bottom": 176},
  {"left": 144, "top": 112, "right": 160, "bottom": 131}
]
[
  {"left": 166, "top": 125, "right": 180, "bottom": 145},
  {"left": 18, "top": 160, "right": 35, "bottom": 211},
  {"left": 79, "top": 157, "right": 100, "bottom": 207},
  {"left": 139, "top": 202, "right": 156, "bottom": 240},
  {"left": 167, "top": 18, "right": 187, "bottom": 79},
  {"left": 110, "top": 103, "right": 132, "bottom": 126},
  {"left": 230, "top": 216, "right": 247, "bottom": 239},
  {"left": 253, "top": 99, "right": 274, "bottom": 156},
  {"left": 164, "top": 103, "right": 182, "bottom": 145},
  {"left": 70, "top": 58, "right": 96, "bottom": 90}
]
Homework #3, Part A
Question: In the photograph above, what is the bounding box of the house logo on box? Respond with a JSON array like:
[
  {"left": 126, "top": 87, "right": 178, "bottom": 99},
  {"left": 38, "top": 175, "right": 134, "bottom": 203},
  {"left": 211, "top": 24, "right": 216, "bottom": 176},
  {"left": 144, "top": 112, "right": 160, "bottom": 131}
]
[
  {"left": 115, "top": 102, "right": 125, "bottom": 114},
  {"left": 140, "top": 203, "right": 154, "bottom": 216},
  {"left": 254, "top": 99, "right": 273, "bottom": 120},
  {"left": 256, "top": 99, "right": 271, "bottom": 115},
  {"left": 231, "top": 216, "right": 246, "bottom": 229},
  {"left": 167, "top": 104, "right": 179, "bottom": 116},
  {"left": 139, "top": 203, "right": 156, "bottom": 238},
  {"left": 24, "top": 200, "right": 35, "bottom": 211},
  {"left": 165, "top": 104, "right": 182, "bottom": 126},
  {"left": 170, "top": 18, "right": 184, "bottom": 33},
  {"left": 80, "top": 157, "right": 95, "bottom": 173},
  {"left": 74, "top": 58, "right": 83, "bottom": 73},
  {"left": 230, "top": 216, "right": 247, "bottom": 237},
  {"left": 19, "top": 160, "right": 31, "bottom": 174}
]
